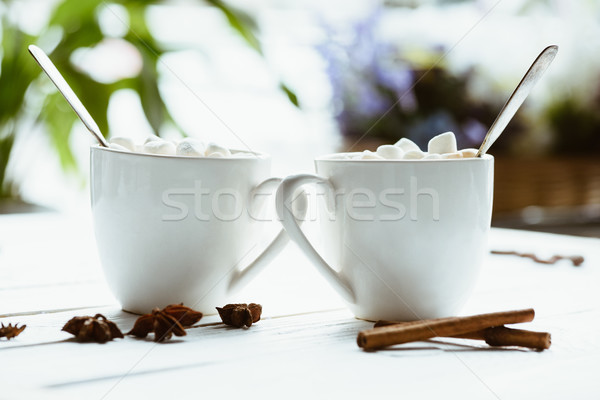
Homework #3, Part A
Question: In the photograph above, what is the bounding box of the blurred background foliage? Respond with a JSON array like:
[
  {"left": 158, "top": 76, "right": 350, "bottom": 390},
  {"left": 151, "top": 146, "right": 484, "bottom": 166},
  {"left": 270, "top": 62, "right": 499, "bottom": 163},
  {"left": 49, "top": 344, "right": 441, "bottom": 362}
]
[
  {"left": 316, "top": 8, "right": 510, "bottom": 152},
  {"left": 0, "top": 0, "right": 297, "bottom": 199},
  {"left": 317, "top": 1, "right": 600, "bottom": 155},
  {"left": 1, "top": 0, "right": 599, "bottom": 215}
]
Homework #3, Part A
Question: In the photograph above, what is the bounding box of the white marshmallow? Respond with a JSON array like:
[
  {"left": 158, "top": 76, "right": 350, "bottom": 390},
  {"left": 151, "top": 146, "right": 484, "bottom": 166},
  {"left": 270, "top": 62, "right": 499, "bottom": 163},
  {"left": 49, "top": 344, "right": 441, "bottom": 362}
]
[
  {"left": 424, "top": 153, "right": 442, "bottom": 160},
  {"left": 176, "top": 139, "right": 206, "bottom": 157},
  {"left": 394, "top": 138, "right": 421, "bottom": 153},
  {"left": 111, "top": 136, "right": 249, "bottom": 158},
  {"left": 360, "top": 150, "right": 384, "bottom": 160},
  {"left": 403, "top": 150, "right": 425, "bottom": 159},
  {"left": 205, "top": 142, "right": 231, "bottom": 157},
  {"left": 376, "top": 145, "right": 404, "bottom": 159},
  {"left": 109, "top": 143, "right": 129, "bottom": 152},
  {"left": 109, "top": 137, "right": 135, "bottom": 151},
  {"left": 427, "top": 132, "right": 457, "bottom": 154},
  {"left": 460, "top": 148, "right": 478, "bottom": 158},
  {"left": 441, "top": 152, "right": 463, "bottom": 159},
  {"left": 144, "top": 135, "right": 162, "bottom": 144},
  {"left": 143, "top": 140, "right": 176, "bottom": 155}
]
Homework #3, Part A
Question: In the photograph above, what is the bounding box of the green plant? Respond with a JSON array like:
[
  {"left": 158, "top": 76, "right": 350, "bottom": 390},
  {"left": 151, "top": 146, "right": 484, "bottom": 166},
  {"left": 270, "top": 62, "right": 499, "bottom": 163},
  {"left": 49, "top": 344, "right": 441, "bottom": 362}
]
[
  {"left": 0, "top": 12, "right": 39, "bottom": 197},
  {"left": 0, "top": 0, "right": 297, "bottom": 199},
  {"left": 546, "top": 95, "right": 600, "bottom": 155}
]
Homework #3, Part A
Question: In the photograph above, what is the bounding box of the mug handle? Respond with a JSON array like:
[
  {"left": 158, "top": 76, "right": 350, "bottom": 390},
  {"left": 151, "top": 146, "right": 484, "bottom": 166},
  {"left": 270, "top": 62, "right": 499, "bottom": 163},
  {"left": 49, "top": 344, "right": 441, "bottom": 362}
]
[
  {"left": 276, "top": 174, "right": 356, "bottom": 304},
  {"left": 227, "top": 177, "right": 305, "bottom": 292}
]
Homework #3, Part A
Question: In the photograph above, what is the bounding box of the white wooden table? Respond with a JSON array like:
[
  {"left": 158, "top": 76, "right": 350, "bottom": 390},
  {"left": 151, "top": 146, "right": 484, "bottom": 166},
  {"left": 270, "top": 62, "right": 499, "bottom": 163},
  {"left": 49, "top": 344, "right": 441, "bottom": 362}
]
[{"left": 1, "top": 212, "right": 599, "bottom": 399}]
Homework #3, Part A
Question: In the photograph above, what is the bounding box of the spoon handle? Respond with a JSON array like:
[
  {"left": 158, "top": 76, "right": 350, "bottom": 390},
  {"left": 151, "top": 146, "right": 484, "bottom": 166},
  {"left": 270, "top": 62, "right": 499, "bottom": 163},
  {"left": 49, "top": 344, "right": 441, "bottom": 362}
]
[
  {"left": 477, "top": 45, "right": 558, "bottom": 157},
  {"left": 28, "top": 45, "right": 109, "bottom": 148}
]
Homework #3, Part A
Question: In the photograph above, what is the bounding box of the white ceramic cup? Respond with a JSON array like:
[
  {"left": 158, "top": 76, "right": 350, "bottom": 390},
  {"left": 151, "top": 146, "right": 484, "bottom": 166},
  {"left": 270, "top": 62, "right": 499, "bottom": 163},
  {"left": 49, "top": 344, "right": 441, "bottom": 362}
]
[
  {"left": 276, "top": 154, "right": 494, "bottom": 321},
  {"left": 91, "top": 146, "right": 288, "bottom": 314}
]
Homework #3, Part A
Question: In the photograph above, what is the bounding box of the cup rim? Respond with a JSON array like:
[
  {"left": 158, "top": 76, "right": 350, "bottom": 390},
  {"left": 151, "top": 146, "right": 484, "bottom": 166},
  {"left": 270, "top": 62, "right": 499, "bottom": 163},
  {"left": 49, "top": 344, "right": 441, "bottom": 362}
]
[
  {"left": 91, "top": 144, "right": 270, "bottom": 161},
  {"left": 315, "top": 152, "right": 494, "bottom": 163}
]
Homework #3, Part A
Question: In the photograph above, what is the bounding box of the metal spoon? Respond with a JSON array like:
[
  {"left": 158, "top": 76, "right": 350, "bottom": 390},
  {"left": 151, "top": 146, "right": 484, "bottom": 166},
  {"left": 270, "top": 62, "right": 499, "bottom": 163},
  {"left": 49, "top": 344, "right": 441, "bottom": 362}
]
[
  {"left": 28, "top": 45, "right": 109, "bottom": 148},
  {"left": 477, "top": 45, "right": 558, "bottom": 157}
]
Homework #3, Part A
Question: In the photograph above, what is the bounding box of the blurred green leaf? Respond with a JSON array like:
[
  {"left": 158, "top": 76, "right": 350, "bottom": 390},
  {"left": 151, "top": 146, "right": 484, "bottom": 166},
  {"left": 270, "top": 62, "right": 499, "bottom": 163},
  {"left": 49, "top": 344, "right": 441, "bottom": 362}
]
[
  {"left": 49, "top": 0, "right": 104, "bottom": 27},
  {"left": 42, "top": 92, "right": 78, "bottom": 172},
  {"left": 205, "top": 0, "right": 261, "bottom": 54},
  {"left": 124, "top": 3, "right": 168, "bottom": 134},
  {"left": 0, "top": 133, "right": 15, "bottom": 197},
  {"left": 205, "top": 0, "right": 300, "bottom": 107},
  {"left": 137, "top": 51, "right": 165, "bottom": 134},
  {"left": 279, "top": 83, "right": 299, "bottom": 107},
  {"left": 0, "top": 15, "right": 39, "bottom": 197},
  {"left": 0, "top": 28, "right": 38, "bottom": 124}
]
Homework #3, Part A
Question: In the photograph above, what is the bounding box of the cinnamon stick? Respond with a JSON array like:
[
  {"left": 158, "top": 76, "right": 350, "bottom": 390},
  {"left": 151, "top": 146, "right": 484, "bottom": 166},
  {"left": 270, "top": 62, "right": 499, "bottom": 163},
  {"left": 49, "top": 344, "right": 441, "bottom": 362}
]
[
  {"left": 357, "top": 309, "right": 535, "bottom": 350},
  {"left": 481, "top": 326, "right": 550, "bottom": 349},
  {"left": 374, "top": 320, "right": 550, "bottom": 350}
]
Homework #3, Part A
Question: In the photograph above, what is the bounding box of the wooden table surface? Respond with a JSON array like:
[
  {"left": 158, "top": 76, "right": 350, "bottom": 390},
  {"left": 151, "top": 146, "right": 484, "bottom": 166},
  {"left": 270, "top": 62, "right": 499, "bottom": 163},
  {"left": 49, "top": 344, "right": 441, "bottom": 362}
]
[{"left": 0, "top": 212, "right": 598, "bottom": 399}]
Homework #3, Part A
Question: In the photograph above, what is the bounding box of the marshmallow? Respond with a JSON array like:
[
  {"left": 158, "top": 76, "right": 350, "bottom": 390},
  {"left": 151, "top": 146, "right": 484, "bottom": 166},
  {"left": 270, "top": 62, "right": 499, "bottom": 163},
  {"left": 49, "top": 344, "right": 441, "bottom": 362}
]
[
  {"left": 394, "top": 138, "right": 421, "bottom": 153},
  {"left": 176, "top": 139, "right": 206, "bottom": 157},
  {"left": 144, "top": 135, "right": 162, "bottom": 144},
  {"left": 109, "top": 137, "right": 135, "bottom": 151},
  {"left": 403, "top": 150, "right": 425, "bottom": 159},
  {"left": 376, "top": 145, "right": 404, "bottom": 159},
  {"left": 332, "top": 132, "right": 480, "bottom": 161},
  {"left": 460, "top": 148, "right": 479, "bottom": 158},
  {"left": 205, "top": 142, "right": 231, "bottom": 157},
  {"left": 106, "top": 136, "right": 249, "bottom": 158},
  {"left": 360, "top": 150, "right": 384, "bottom": 160},
  {"left": 427, "top": 132, "right": 457, "bottom": 154},
  {"left": 441, "top": 152, "right": 463, "bottom": 159},
  {"left": 109, "top": 143, "right": 129, "bottom": 152},
  {"left": 143, "top": 140, "right": 176, "bottom": 155}
]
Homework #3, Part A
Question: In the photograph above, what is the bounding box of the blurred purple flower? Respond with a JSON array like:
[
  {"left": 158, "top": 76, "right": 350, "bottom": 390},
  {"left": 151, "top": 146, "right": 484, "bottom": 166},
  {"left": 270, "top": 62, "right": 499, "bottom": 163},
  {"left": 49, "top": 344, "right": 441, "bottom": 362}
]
[
  {"left": 316, "top": 8, "right": 420, "bottom": 133},
  {"left": 316, "top": 7, "right": 499, "bottom": 146}
]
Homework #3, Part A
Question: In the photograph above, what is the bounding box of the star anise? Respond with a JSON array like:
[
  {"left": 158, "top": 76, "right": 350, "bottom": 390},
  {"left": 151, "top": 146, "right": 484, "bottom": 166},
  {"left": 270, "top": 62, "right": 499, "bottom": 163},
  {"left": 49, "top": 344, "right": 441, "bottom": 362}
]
[
  {"left": 127, "top": 308, "right": 187, "bottom": 342},
  {"left": 161, "top": 303, "right": 203, "bottom": 327},
  {"left": 62, "top": 314, "right": 124, "bottom": 343},
  {"left": 216, "top": 303, "right": 262, "bottom": 328},
  {"left": 0, "top": 323, "right": 26, "bottom": 340},
  {"left": 127, "top": 304, "right": 202, "bottom": 342}
]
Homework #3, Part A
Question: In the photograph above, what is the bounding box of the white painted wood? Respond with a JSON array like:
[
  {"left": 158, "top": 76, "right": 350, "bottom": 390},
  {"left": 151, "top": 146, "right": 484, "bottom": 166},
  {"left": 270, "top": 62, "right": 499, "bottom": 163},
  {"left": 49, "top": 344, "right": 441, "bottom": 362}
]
[{"left": 1, "top": 213, "right": 599, "bottom": 399}]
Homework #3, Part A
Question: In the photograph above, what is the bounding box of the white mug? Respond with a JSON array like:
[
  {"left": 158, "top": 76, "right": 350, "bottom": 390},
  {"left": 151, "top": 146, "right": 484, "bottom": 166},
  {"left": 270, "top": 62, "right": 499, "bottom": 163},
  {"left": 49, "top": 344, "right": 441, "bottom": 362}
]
[
  {"left": 276, "top": 154, "right": 494, "bottom": 321},
  {"left": 91, "top": 146, "right": 288, "bottom": 314}
]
